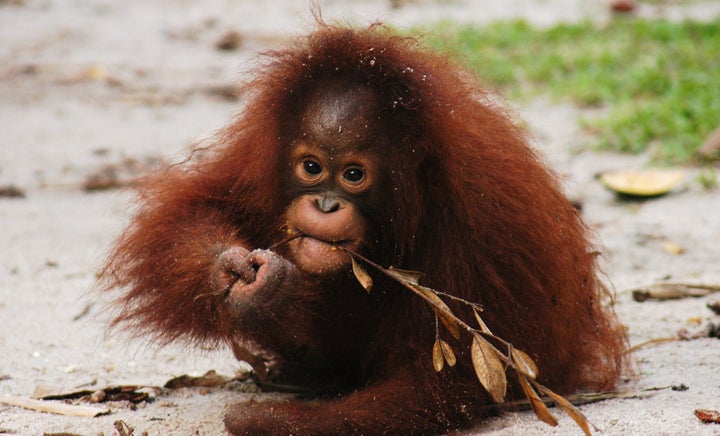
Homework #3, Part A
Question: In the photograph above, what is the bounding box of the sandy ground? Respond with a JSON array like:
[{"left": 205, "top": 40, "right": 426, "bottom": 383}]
[{"left": 1, "top": 1, "right": 720, "bottom": 435}]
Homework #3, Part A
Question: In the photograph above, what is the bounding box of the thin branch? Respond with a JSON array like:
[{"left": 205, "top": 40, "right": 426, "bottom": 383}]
[
  {"left": 626, "top": 336, "right": 679, "bottom": 353},
  {"left": 268, "top": 231, "right": 304, "bottom": 250}
]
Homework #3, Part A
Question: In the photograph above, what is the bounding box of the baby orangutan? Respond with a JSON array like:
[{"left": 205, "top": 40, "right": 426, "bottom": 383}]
[{"left": 102, "top": 23, "right": 626, "bottom": 435}]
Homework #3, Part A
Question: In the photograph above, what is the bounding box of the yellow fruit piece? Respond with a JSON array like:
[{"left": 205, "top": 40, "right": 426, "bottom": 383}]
[{"left": 600, "top": 169, "right": 684, "bottom": 197}]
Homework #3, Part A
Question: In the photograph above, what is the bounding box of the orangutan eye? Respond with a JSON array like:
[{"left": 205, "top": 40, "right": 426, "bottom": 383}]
[
  {"left": 343, "top": 167, "right": 365, "bottom": 183},
  {"left": 303, "top": 160, "right": 323, "bottom": 175}
]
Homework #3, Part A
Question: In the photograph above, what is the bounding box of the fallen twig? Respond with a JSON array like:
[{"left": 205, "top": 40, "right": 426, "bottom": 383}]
[
  {"left": 631, "top": 283, "right": 720, "bottom": 302},
  {"left": 627, "top": 337, "right": 679, "bottom": 353},
  {"left": 1, "top": 395, "right": 110, "bottom": 417}
]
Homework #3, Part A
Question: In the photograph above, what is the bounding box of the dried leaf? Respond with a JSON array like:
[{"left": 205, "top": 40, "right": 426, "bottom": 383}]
[
  {"left": 432, "top": 338, "right": 444, "bottom": 372},
  {"left": 511, "top": 348, "right": 539, "bottom": 379},
  {"left": 164, "top": 370, "right": 231, "bottom": 389},
  {"left": 0, "top": 184, "right": 25, "bottom": 198},
  {"left": 440, "top": 339, "right": 456, "bottom": 367},
  {"left": 473, "top": 308, "right": 492, "bottom": 334},
  {"left": 114, "top": 420, "right": 135, "bottom": 436},
  {"left": 661, "top": 240, "right": 684, "bottom": 255},
  {"left": 695, "top": 409, "right": 720, "bottom": 423},
  {"left": 215, "top": 30, "right": 243, "bottom": 51},
  {"left": 409, "top": 283, "right": 461, "bottom": 339},
  {"left": 517, "top": 375, "right": 558, "bottom": 427},
  {"left": 351, "top": 258, "right": 373, "bottom": 293},
  {"left": 708, "top": 301, "right": 720, "bottom": 315},
  {"left": 386, "top": 266, "right": 425, "bottom": 285},
  {"left": 35, "top": 385, "right": 150, "bottom": 404},
  {"left": 538, "top": 385, "right": 592, "bottom": 436},
  {"left": 470, "top": 334, "right": 507, "bottom": 403}
]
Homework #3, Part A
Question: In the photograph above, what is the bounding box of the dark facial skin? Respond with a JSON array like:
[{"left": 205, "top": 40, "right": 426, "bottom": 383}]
[{"left": 284, "top": 84, "right": 386, "bottom": 275}]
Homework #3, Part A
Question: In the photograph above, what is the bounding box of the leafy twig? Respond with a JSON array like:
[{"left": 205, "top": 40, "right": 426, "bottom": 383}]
[{"left": 337, "top": 244, "right": 595, "bottom": 435}]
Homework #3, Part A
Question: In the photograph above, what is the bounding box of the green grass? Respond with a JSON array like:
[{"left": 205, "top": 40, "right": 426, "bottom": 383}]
[{"left": 424, "top": 19, "right": 720, "bottom": 163}]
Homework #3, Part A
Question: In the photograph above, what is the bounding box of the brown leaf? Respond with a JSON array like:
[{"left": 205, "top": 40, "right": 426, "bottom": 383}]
[
  {"left": 351, "top": 258, "right": 373, "bottom": 293},
  {"left": 695, "top": 409, "right": 720, "bottom": 423},
  {"left": 511, "top": 348, "right": 539, "bottom": 379},
  {"left": 708, "top": 301, "right": 720, "bottom": 315},
  {"left": 473, "top": 308, "right": 492, "bottom": 334},
  {"left": 409, "top": 283, "right": 461, "bottom": 339},
  {"left": 538, "top": 384, "right": 592, "bottom": 436},
  {"left": 470, "top": 334, "right": 507, "bottom": 403},
  {"left": 386, "top": 266, "right": 425, "bottom": 285},
  {"left": 35, "top": 385, "right": 149, "bottom": 404},
  {"left": 432, "top": 338, "right": 444, "bottom": 372},
  {"left": 517, "top": 375, "right": 558, "bottom": 427},
  {"left": 440, "top": 339, "right": 456, "bottom": 367},
  {"left": 164, "top": 370, "right": 231, "bottom": 389},
  {"left": 114, "top": 420, "right": 135, "bottom": 436},
  {"left": 215, "top": 30, "right": 243, "bottom": 51},
  {"left": 0, "top": 184, "right": 25, "bottom": 198},
  {"left": 661, "top": 240, "right": 685, "bottom": 255}
]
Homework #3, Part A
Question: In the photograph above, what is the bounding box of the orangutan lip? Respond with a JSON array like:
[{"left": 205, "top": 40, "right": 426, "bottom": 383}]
[
  {"left": 299, "top": 235, "right": 351, "bottom": 247},
  {"left": 287, "top": 228, "right": 350, "bottom": 247}
]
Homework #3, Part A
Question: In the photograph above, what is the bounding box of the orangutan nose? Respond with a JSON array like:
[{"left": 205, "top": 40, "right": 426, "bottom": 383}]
[{"left": 314, "top": 195, "right": 342, "bottom": 213}]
